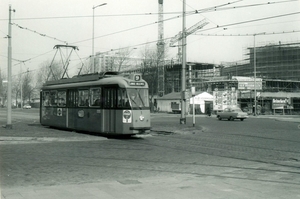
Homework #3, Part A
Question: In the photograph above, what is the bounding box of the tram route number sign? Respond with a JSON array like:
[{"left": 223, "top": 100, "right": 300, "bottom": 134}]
[
  {"left": 57, "top": 108, "right": 63, "bottom": 116},
  {"left": 123, "top": 110, "right": 132, "bottom": 123}
]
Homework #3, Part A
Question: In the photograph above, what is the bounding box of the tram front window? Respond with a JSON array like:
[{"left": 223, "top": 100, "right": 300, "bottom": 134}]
[{"left": 127, "top": 88, "right": 149, "bottom": 108}]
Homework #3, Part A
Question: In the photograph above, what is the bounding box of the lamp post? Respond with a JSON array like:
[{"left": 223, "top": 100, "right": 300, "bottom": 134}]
[
  {"left": 92, "top": 3, "right": 107, "bottom": 73},
  {"left": 253, "top": 32, "right": 265, "bottom": 116}
]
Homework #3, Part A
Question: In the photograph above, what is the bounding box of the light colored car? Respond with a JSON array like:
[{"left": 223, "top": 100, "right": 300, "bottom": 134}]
[
  {"left": 23, "top": 104, "right": 31, "bottom": 109},
  {"left": 217, "top": 107, "right": 248, "bottom": 121}
]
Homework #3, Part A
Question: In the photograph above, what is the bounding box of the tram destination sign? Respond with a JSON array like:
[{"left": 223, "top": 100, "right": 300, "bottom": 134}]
[{"left": 129, "top": 82, "right": 145, "bottom": 86}]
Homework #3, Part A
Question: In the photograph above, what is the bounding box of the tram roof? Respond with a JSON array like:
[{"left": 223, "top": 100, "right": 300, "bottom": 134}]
[
  {"left": 44, "top": 71, "right": 120, "bottom": 86},
  {"left": 42, "top": 71, "right": 148, "bottom": 89}
]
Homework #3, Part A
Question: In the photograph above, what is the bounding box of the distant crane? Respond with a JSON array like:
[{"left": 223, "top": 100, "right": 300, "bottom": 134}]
[
  {"left": 170, "top": 18, "right": 209, "bottom": 62},
  {"left": 157, "top": 0, "right": 165, "bottom": 97}
]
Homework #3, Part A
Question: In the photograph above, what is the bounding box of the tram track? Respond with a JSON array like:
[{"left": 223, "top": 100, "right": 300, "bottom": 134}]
[
  {"left": 150, "top": 130, "right": 300, "bottom": 157},
  {"left": 149, "top": 133, "right": 300, "bottom": 167},
  {"left": 2, "top": 137, "right": 300, "bottom": 188},
  {"left": 4, "top": 146, "right": 300, "bottom": 187},
  {"left": 56, "top": 161, "right": 300, "bottom": 186}
]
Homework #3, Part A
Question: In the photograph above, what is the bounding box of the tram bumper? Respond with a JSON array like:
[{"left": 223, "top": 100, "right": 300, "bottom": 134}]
[{"left": 129, "top": 127, "right": 151, "bottom": 134}]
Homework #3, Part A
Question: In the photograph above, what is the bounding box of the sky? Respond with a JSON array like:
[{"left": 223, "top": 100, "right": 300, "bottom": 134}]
[{"left": 0, "top": 0, "right": 300, "bottom": 78}]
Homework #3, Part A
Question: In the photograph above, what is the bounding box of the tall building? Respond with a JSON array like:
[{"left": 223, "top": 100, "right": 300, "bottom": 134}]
[
  {"left": 95, "top": 52, "right": 142, "bottom": 72},
  {"left": 221, "top": 41, "right": 300, "bottom": 81}
]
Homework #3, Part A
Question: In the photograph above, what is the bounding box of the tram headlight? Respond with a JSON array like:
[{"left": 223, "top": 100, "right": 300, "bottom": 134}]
[{"left": 139, "top": 115, "right": 144, "bottom": 121}]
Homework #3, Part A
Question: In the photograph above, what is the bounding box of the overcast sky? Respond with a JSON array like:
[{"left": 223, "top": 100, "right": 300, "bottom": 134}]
[{"left": 1, "top": 0, "right": 300, "bottom": 77}]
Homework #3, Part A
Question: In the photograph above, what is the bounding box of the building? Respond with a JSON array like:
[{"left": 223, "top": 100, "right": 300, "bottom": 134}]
[
  {"left": 221, "top": 41, "right": 300, "bottom": 81},
  {"left": 123, "top": 41, "right": 300, "bottom": 115},
  {"left": 95, "top": 52, "right": 142, "bottom": 72},
  {"left": 127, "top": 61, "right": 221, "bottom": 95},
  {"left": 156, "top": 91, "right": 213, "bottom": 114},
  {"left": 206, "top": 76, "right": 300, "bottom": 115},
  {"left": 165, "top": 62, "right": 221, "bottom": 93},
  {"left": 211, "top": 41, "right": 300, "bottom": 115}
]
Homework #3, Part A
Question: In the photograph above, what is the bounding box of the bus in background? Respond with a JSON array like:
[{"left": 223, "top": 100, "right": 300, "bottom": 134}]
[{"left": 40, "top": 72, "right": 151, "bottom": 136}]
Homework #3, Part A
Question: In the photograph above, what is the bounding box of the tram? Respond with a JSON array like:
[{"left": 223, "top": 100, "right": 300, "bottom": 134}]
[{"left": 40, "top": 72, "right": 151, "bottom": 135}]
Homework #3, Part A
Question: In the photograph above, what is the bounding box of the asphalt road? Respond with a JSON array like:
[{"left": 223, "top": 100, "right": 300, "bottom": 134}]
[{"left": 0, "top": 108, "right": 300, "bottom": 197}]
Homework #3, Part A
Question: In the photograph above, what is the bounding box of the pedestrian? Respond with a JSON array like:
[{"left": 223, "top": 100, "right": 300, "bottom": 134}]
[{"left": 206, "top": 106, "right": 211, "bottom": 117}]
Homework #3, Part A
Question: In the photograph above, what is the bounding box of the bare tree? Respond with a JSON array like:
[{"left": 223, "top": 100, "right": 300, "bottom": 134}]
[
  {"left": 12, "top": 73, "right": 21, "bottom": 107},
  {"left": 11, "top": 70, "right": 35, "bottom": 107},
  {"left": 106, "top": 55, "right": 117, "bottom": 71},
  {"left": 0, "top": 72, "right": 7, "bottom": 106},
  {"left": 103, "top": 48, "right": 135, "bottom": 72},
  {"left": 115, "top": 48, "right": 133, "bottom": 72},
  {"left": 36, "top": 60, "right": 64, "bottom": 90},
  {"left": 138, "top": 46, "right": 157, "bottom": 102},
  {"left": 78, "top": 57, "right": 92, "bottom": 75},
  {"left": 138, "top": 43, "right": 169, "bottom": 99},
  {"left": 22, "top": 71, "right": 34, "bottom": 103}
]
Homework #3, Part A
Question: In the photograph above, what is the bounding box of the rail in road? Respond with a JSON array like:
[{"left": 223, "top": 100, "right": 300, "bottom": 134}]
[{"left": 1, "top": 109, "right": 300, "bottom": 198}]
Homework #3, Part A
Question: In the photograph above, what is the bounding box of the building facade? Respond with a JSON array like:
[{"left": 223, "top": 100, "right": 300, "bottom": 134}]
[
  {"left": 95, "top": 52, "right": 142, "bottom": 73},
  {"left": 221, "top": 41, "right": 300, "bottom": 81}
]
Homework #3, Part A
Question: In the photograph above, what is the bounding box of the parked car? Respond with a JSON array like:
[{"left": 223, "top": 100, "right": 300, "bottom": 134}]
[
  {"left": 217, "top": 107, "right": 248, "bottom": 121},
  {"left": 23, "top": 104, "right": 31, "bottom": 109}
]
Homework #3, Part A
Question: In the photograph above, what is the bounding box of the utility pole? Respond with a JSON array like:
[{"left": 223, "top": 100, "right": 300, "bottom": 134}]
[
  {"left": 253, "top": 32, "right": 265, "bottom": 116},
  {"left": 157, "top": 0, "right": 165, "bottom": 97},
  {"left": 6, "top": 5, "right": 14, "bottom": 129},
  {"left": 180, "top": 0, "right": 186, "bottom": 124}
]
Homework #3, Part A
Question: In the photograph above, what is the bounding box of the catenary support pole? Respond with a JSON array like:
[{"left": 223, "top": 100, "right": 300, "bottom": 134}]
[
  {"left": 6, "top": 5, "right": 14, "bottom": 129},
  {"left": 180, "top": 0, "right": 186, "bottom": 124}
]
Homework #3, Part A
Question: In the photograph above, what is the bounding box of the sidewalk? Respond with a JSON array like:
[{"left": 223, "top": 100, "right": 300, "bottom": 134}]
[{"left": 2, "top": 173, "right": 299, "bottom": 199}]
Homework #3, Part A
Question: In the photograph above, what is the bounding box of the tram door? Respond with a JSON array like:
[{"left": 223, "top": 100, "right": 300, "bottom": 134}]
[
  {"left": 102, "top": 87, "right": 117, "bottom": 133},
  {"left": 67, "top": 89, "right": 77, "bottom": 129}
]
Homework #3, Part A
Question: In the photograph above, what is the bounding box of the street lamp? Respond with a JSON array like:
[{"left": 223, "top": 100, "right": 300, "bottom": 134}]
[
  {"left": 92, "top": 3, "right": 107, "bottom": 73},
  {"left": 253, "top": 32, "right": 265, "bottom": 116}
]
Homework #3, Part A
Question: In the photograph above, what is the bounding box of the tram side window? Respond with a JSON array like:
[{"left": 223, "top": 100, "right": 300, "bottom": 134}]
[
  {"left": 90, "top": 88, "right": 102, "bottom": 107},
  {"left": 78, "top": 90, "right": 89, "bottom": 107},
  {"left": 43, "top": 91, "right": 51, "bottom": 106},
  {"left": 57, "top": 91, "right": 66, "bottom": 107},
  {"left": 117, "top": 88, "right": 130, "bottom": 108},
  {"left": 103, "top": 88, "right": 117, "bottom": 108},
  {"left": 67, "top": 90, "right": 77, "bottom": 108},
  {"left": 50, "top": 91, "right": 57, "bottom": 106}
]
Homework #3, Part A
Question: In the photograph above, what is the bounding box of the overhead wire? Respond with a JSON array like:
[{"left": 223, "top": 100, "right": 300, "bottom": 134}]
[
  {"left": 194, "top": 30, "right": 300, "bottom": 37},
  {"left": 1, "top": 0, "right": 296, "bottom": 21},
  {"left": 2, "top": 0, "right": 299, "bottom": 71},
  {"left": 196, "top": 0, "right": 299, "bottom": 13},
  {"left": 11, "top": 23, "right": 68, "bottom": 44},
  {"left": 71, "top": 0, "right": 246, "bottom": 44},
  {"left": 1, "top": 50, "right": 55, "bottom": 66},
  {"left": 197, "top": 11, "right": 300, "bottom": 33},
  {"left": 73, "top": 0, "right": 299, "bottom": 44}
]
